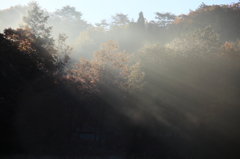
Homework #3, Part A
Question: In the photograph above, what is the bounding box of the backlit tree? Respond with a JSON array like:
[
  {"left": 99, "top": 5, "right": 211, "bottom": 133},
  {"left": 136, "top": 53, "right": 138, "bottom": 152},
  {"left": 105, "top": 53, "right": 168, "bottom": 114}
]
[{"left": 71, "top": 40, "right": 145, "bottom": 93}]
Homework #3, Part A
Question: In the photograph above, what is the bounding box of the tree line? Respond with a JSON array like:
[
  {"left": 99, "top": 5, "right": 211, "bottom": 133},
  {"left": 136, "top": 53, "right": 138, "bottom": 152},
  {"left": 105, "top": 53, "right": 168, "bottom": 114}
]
[{"left": 1, "top": 1, "right": 240, "bottom": 158}]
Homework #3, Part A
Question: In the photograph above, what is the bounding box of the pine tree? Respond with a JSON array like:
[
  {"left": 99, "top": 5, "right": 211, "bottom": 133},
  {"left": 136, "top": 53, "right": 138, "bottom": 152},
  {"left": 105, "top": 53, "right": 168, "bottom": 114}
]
[
  {"left": 111, "top": 13, "right": 130, "bottom": 27},
  {"left": 21, "top": 1, "right": 54, "bottom": 48},
  {"left": 137, "top": 11, "right": 145, "bottom": 29},
  {"left": 20, "top": 2, "right": 72, "bottom": 74}
]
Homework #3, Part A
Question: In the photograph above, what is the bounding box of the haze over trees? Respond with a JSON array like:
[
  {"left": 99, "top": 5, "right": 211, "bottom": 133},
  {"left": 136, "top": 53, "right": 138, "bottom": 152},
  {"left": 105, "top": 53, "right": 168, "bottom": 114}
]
[{"left": 1, "top": 1, "right": 240, "bottom": 159}]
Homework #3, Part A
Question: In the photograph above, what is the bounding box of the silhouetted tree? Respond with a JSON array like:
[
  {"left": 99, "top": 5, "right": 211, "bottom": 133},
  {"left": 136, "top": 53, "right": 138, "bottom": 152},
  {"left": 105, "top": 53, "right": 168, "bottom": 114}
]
[
  {"left": 111, "top": 13, "right": 130, "bottom": 27},
  {"left": 137, "top": 11, "right": 145, "bottom": 29},
  {"left": 4, "top": 27, "right": 56, "bottom": 73},
  {"left": 155, "top": 12, "right": 176, "bottom": 28},
  {"left": 95, "top": 19, "right": 109, "bottom": 28}
]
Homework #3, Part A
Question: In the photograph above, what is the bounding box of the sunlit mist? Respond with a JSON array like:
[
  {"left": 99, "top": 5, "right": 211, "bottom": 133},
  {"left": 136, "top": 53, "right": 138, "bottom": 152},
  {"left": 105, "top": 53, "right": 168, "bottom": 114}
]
[{"left": 1, "top": 1, "right": 240, "bottom": 159}]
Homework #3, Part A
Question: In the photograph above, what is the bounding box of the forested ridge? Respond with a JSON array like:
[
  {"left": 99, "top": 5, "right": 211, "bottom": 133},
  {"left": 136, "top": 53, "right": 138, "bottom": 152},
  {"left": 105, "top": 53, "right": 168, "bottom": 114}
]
[{"left": 1, "top": 1, "right": 240, "bottom": 159}]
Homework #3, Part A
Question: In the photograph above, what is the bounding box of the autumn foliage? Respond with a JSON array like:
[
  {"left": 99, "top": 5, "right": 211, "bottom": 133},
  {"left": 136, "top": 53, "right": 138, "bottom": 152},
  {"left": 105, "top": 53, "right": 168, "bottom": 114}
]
[{"left": 71, "top": 40, "right": 144, "bottom": 93}]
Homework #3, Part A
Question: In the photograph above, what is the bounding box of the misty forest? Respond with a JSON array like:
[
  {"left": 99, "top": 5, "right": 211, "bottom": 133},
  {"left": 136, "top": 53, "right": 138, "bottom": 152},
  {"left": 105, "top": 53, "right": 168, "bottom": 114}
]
[{"left": 1, "top": 1, "right": 240, "bottom": 159}]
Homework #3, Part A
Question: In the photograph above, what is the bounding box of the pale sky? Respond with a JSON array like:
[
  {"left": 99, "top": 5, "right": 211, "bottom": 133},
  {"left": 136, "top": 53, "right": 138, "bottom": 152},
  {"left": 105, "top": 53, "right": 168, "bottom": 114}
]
[{"left": 0, "top": 0, "right": 237, "bottom": 24}]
